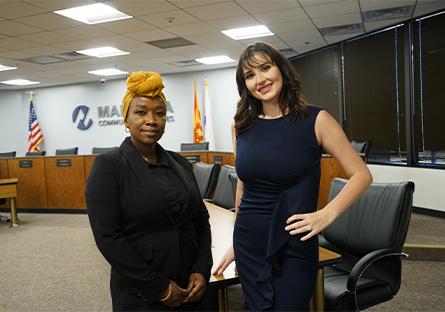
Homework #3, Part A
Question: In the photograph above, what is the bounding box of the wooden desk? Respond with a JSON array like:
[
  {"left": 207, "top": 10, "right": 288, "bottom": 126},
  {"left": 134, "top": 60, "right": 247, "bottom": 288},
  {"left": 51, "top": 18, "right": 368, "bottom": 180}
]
[
  {"left": 0, "top": 178, "right": 19, "bottom": 227},
  {"left": 205, "top": 202, "right": 341, "bottom": 311}
]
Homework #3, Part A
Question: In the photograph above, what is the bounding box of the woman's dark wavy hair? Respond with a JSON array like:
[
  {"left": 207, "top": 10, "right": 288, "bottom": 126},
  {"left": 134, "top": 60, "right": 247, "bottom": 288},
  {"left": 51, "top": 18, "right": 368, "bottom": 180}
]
[{"left": 234, "top": 42, "right": 308, "bottom": 134}]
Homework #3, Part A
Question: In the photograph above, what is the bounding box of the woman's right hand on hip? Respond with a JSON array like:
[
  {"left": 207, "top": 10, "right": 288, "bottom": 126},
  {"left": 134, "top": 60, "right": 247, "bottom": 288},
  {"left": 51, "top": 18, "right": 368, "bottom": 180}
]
[{"left": 213, "top": 245, "right": 236, "bottom": 276}]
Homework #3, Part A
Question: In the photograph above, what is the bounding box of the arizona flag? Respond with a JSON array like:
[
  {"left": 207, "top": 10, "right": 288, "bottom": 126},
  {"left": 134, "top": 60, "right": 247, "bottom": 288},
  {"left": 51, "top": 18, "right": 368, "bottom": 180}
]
[
  {"left": 27, "top": 100, "right": 44, "bottom": 152},
  {"left": 193, "top": 80, "right": 204, "bottom": 143},
  {"left": 203, "top": 79, "right": 215, "bottom": 149}
]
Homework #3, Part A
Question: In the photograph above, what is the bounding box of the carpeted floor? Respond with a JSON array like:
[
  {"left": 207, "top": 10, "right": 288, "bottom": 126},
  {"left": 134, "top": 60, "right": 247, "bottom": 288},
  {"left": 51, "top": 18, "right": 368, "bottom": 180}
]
[{"left": 0, "top": 211, "right": 444, "bottom": 312}]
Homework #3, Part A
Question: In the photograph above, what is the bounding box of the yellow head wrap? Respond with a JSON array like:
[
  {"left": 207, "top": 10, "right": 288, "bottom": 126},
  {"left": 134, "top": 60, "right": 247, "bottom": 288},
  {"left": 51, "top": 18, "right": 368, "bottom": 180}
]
[{"left": 122, "top": 71, "right": 167, "bottom": 121}]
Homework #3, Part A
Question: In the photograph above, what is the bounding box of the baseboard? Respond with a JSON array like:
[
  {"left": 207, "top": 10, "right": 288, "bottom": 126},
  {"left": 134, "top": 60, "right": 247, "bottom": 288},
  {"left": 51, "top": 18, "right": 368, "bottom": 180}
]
[
  {"left": 403, "top": 244, "right": 445, "bottom": 262},
  {"left": 413, "top": 206, "right": 445, "bottom": 218},
  {"left": 0, "top": 208, "right": 87, "bottom": 214}
]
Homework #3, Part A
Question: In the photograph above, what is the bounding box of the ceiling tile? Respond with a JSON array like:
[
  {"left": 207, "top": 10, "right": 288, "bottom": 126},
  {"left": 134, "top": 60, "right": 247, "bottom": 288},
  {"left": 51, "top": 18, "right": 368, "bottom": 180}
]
[
  {"left": 359, "top": 0, "right": 416, "bottom": 11},
  {"left": 414, "top": 1, "right": 445, "bottom": 18},
  {"left": 312, "top": 12, "right": 362, "bottom": 28},
  {"left": 0, "top": 37, "right": 42, "bottom": 50},
  {"left": 138, "top": 9, "right": 200, "bottom": 27},
  {"left": 21, "top": 0, "right": 96, "bottom": 11},
  {"left": 0, "top": 20, "right": 44, "bottom": 36},
  {"left": 124, "top": 28, "right": 177, "bottom": 42},
  {"left": 279, "top": 29, "right": 324, "bottom": 43},
  {"left": 206, "top": 15, "right": 259, "bottom": 30},
  {"left": 254, "top": 7, "right": 308, "bottom": 25},
  {"left": 183, "top": 32, "right": 232, "bottom": 44},
  {"left": 50, "top": 40, "right": 97, "bottom": 52},
  {"left": 107, "top": 0, "right": 177, "bottom": 16},
  {"left": 299, "top": 0, "right": 345, "bottom": 6},
  {"left": 164, "top": 22, "right": 216, "bottom": 36},
  {"left": 96, "top": 18, "right": 156, "bottom": 34},
  {"left": 16, "top": 13, "right": 83, "bottom": 30},
  {"left": 268, "top": 19, "right": 316, "bottom": 34},
  {"left": 325, "top": 33, "right": 361, "bottom": 44},
  {"left": 0, "top": 1, "right": 46, "bottom": 19},
  {"left": 54, "top": 25, "right": 115, "bottom": 40},
  {"left": 18, "top": 31, "right": 76, "bottom": 44},
  {"left": 168, "top": 0, "right": 230, "bottom": 9},
  {"left": 303, "top": 0, "right": 360, "bottom": 18},
  {"left": 236, "top": 0, "right": 301, "bottom": 14},
  {"left": 185, "top": 2, "right": 246, "bottom": 20}
]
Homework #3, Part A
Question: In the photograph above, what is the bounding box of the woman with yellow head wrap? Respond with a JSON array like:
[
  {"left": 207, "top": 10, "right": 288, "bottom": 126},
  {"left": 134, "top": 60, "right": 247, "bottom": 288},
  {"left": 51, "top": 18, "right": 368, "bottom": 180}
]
[{"left": 86, "top": 71, "right": 212, "bottom": 311}]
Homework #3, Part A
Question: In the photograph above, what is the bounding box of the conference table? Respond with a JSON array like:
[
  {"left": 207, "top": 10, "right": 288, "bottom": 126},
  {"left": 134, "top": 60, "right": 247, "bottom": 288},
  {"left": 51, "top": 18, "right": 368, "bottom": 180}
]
[{"left": 206, "top": 201, "right": 341, "bottom": 312}]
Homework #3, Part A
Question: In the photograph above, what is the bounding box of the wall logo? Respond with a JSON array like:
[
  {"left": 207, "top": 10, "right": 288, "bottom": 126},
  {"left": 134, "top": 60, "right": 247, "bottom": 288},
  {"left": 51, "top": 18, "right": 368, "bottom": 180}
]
[{"left": 72, "top": 105, "right": 93, "bottom": 130}]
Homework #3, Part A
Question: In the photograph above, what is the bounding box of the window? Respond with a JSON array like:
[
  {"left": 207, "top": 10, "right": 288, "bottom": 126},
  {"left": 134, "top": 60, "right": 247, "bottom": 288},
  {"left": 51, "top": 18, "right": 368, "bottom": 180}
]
[
  {"left": 343, "top": 27, "right": 407, "bottom": 164},
  {"left": 413, "top": 12, "right": 445, "bottom": 167},
  {"left": 291, "top": 46, "right": 342, "bottom": 123}
]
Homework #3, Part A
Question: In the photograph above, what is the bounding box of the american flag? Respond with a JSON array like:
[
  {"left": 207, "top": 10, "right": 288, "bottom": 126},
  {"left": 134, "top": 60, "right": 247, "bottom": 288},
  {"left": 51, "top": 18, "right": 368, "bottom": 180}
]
[{"left": 28, "top": 101, "right": 44, "bottom": 152}]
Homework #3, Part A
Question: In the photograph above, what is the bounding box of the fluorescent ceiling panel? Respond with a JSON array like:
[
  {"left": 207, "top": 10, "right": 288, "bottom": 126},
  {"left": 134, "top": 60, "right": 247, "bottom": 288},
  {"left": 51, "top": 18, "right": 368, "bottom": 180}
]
[
  {"left": 1, "top": 79, "right": 39, "bottom": 85},
  {"left": 195, "top": 55, "right": 235, "bottom": 65},
  {"left": 222, "top": 25, "right": 273, "bottom": 40},
  {"left": 88, "top": 68, "right": 128, "bottom": 76},
  {"left": 0, "top": 64, "right": 18, "bottom": 72},
  {"left": 76, "top": 46, "right": 130, "bottom": 58},
  {"left": 54, "top": 3, "right": 132, "bottom": 25}
]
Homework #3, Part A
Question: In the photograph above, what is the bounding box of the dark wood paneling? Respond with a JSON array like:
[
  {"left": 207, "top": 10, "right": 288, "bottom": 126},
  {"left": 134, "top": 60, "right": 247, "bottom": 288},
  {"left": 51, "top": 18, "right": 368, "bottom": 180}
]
[
  {"left": 8, "top": 158, "right": 48, "bottom": 208},
  {"left": 45, "top": 156, "right": 86, "bottom": 209},
  {"left": 0, "top": 159, "right": 9, "bottom": 208},
  {"left": 179, "top": 151, "right": 209, "bottom": 164},
  {"left": 318, "top": 156, "right": 347, "bottom": 210},
  {"left": 207, "top": 152, "right": 235, "bottom": 166},
  {"left": 0, "top": 159, "right": 9, "bottom": 179}
]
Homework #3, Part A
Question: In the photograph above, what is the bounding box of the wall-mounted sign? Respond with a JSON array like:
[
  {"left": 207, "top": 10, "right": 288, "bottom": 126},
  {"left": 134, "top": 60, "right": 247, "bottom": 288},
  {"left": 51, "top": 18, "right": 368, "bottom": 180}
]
[{"left": 72, "top": 105, "right": 93, "bottom": 130}]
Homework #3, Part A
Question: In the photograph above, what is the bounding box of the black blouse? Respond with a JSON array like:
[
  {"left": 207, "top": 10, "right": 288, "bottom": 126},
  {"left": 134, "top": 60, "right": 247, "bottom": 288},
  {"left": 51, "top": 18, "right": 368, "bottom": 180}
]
[{"left": 146, "top": 148, "right": 188, "bottom": 219}]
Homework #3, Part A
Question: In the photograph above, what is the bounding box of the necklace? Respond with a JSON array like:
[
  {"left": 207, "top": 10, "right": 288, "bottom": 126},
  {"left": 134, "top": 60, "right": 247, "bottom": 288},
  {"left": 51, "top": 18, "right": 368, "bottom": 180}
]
[{"left": 141, "top": 154, "right": 157, "bottom": 164}]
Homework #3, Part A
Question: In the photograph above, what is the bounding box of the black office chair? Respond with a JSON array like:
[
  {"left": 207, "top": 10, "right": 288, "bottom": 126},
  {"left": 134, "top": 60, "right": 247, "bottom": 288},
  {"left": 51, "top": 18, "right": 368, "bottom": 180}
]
[
  {"left": 321, "top": 178, "right": 415, "bottom": 311},
  {"left": 180, "top": 142, "right": 209, "bottom": 151},
  {"left": 193, "top": 162, "right": 221, "bottom": 199},
  {"left": 55, "top": 147, "right": 79, "bottom": 156},
  {"left": 228, "top": 172, "right": 238, "bottom": 199},
  {"left": 211, "top": 165, "right": 237, "bottom": 210},
  {"left": 92, "top": 147, "right": 116, "bottom": 155},
  {"left": 351, "top": 140, "right": 371, "bottom": 162},
  {"left": 0, "top": 151, "right": 16, "bottom": 158},
  {"left": 26, "top": 151, "right": 46, "bottom": 156}
]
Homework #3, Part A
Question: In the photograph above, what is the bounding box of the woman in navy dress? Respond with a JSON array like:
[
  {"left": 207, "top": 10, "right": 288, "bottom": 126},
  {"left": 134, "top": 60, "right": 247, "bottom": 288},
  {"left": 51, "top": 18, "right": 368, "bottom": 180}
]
[{"left": 214, "top": 42, "right": 373, "bottom": 311}]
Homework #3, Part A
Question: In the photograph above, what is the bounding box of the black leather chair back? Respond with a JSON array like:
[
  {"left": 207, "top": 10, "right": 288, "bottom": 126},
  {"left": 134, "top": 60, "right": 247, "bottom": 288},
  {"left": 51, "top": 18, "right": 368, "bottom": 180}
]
[
  {"left": 322, "top": 178, "right": 414, "bottom": 311},
  {"left": 213, "top": 165, "right": 237, "bottom": 209},
  {"left": 228, "top": 172, "right": 238, "bottom": 199},
  {"left": 55, "top": 147, "right": 78, "bottom": 156},
  {"left": 26, "top": 151, "right": 46, "bottom": 156},
  {"left": 351, "top": 140, "right": 371, "bottom": 161},
  {"left": 0, "top": 151, "right": 16, "bottom": 158},
  {"left": 180, "top": 142, "right": 209, "bottom": 151},
  {"left": 193, "top": 162, "right": 220, "bottom": 199},
  {"left": 92, "top": 147, "right": 116, "bottom": 155}
]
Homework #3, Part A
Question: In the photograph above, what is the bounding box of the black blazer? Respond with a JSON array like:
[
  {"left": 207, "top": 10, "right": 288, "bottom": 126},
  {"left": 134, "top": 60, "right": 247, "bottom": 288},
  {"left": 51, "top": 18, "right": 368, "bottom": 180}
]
[{"left": 85, "top": 137, "right": 212, "bottom": 311}]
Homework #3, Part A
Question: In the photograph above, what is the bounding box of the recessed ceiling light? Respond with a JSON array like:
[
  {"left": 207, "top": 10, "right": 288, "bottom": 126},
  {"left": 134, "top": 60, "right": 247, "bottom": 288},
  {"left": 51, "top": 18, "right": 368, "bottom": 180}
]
[
  {"left": 195, "top": 55, "right": 235, "bottom": 65},
  {"left": 76, "top": 47, "right": 130, "bottom": 58},
  {"left": 0, "top": 64, "right": 17, "bottom": 72},
  {"left": 222, "top": 25, "right": 274, "bottom": 40},
  {"left": 1, "top": 79, "right": 40, "bottom": 86},
  {"left": 54, "top": 3, "right": 132, "bottom": 25},
  {"left": 88, "top": 68, "right": 128, "bottom": 76}
]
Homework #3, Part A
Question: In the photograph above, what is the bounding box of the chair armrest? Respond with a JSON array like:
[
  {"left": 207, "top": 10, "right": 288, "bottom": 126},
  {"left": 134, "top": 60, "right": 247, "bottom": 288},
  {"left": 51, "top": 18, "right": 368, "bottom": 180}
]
[{"left": 347, "top": 248, "right": 408, "bottom": 293}]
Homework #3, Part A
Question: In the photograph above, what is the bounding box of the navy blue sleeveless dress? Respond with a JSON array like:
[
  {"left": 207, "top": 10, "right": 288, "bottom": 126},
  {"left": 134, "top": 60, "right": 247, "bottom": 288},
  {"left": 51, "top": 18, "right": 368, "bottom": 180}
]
[{"left": 234, "top": 106, "right": 322, "bottom": 311}]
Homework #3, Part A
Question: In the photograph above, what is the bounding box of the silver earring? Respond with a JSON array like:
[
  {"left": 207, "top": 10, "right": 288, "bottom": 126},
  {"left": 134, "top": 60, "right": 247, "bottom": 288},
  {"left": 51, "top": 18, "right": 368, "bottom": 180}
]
[{"left": 125, "top": 128, "right": 129, "bottom": 133}]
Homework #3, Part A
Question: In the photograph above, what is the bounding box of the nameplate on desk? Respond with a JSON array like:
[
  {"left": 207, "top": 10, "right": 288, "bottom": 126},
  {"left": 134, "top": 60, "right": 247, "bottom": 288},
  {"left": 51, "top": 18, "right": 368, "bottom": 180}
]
[
  {"left": 213, "top": 155, "right": 223, "bottom": 164},
  {"left": 57, "top": 159, "right": 72, "bottom": 167},
  {"left": 185, "top": 155, "right": 200, "bottom": 163},
  {"left": 18, "top": 160, "right": 33, "bottom": 168}
]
